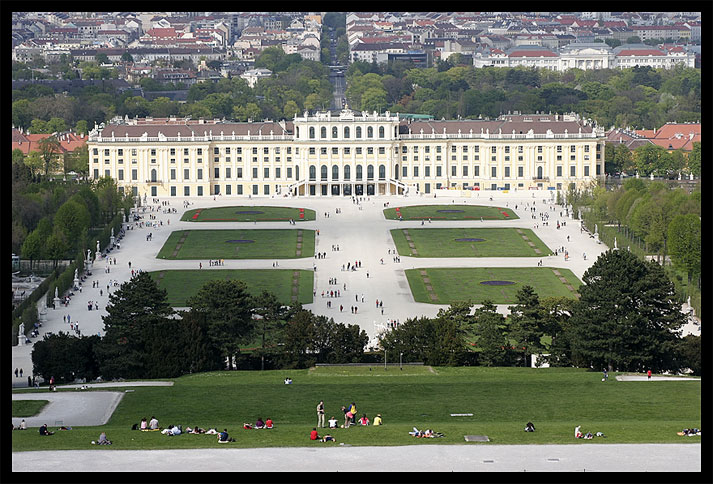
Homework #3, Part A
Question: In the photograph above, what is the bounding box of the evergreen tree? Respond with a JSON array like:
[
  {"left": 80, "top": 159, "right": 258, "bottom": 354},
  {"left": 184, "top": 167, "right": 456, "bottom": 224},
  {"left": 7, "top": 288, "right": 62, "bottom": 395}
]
[
  {"left": 95, "top": 272, "right": 174, "bottom": 379},
  {"left": 187, "top": 279, "right": 255, "bottom": 370},
  {"left": 569, "top": 249, "right": 686, "bottom": 372},
  {"left": 472, "top": 301, "right": 509, "bottom": 366},
  {"left": 507, "top": 285, "right": 547, "bottom": 363}
]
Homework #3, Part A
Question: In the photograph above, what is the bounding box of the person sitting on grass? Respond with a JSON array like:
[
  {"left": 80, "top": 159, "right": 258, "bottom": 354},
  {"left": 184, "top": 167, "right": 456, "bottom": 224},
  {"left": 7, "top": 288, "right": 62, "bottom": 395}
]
[
  {"left": 310, "top": 428, "right": 320, "bottom": 440},
  {"left": 218, "top": 429, "right": 234, "bottom": 443},
  {"left": 148, "top": 416, "right": 159, "bottom": 430},
  {"left": 321, "top": 434, "right": 336, "bottom": 442},
  {"left": 140, "top": 418, "right": 147, "bottom": 430},
  {"left": 255, "top": 418, "right": 265, "bottom": 429},
  {"left": 328, "top": 416, "right": 338, "bottom": 429},
  {"left": 97, "top": 432, "right": 112, "bottom": 445},
  {"left": 265, "top": 418, "right": 273, "bottom": 429},
  {"left": 359, "top": 414, "right": 370, "bottom": 426},
  {"left": 373, "top": 414, "right": 382, "bottom": 426},
  {"left": 39, "top": 424, "right": 54, "bottom": 436},
  {"left": 524, "top": 422, "right": 535, "bottom": 432},
  {"left": 19, "top": 419, "right": 27, "bottom": 430}
]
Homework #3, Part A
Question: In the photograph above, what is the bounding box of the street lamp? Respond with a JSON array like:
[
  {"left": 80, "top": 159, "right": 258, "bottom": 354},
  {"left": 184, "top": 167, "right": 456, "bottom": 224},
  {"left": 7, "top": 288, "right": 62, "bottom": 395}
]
[{"left": 400, "top": 352, "right": 403, "bottom": 370}]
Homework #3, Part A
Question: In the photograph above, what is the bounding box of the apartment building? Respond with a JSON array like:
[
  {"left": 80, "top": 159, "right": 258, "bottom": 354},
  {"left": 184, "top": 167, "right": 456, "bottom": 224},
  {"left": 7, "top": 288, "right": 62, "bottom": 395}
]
[{"left": 87, "top": 109, "right": 606, "bottom": 199}]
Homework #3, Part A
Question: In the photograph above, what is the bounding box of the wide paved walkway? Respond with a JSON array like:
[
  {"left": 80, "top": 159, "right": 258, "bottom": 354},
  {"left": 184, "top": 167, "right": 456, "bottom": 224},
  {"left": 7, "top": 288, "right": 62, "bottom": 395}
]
[
  {"left": 11, "top": 191, "right": 700, "bottom": 386},
  {"left": 11, "top": 443, "right": 701, "bottom": 472}
]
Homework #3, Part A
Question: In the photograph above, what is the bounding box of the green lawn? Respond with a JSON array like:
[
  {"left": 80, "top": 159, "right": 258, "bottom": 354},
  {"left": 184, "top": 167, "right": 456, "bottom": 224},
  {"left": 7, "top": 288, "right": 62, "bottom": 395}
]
[
  {"left": 181, "top": 206, "right": 316, "bottom": 222},
  {"left": 149, "top": 269, "right": 314, "bottom": 307},
  {"left": 156, "top": 229, "right": 315, "bottom": 260},
  {"left": 384, "top": 205, "right": 518, "bottom": 220},
  {"left": 391, "top": 228, "right": 551, "bottom": 257},
  {"left": 12, "top": 400, "right": 49, "bottom": 418},
  {"left": 406, "top": 267, "right": 581, "bottom": 304},
  {"left": 11, "top": 367, "right": 700, "bottom": 451}
]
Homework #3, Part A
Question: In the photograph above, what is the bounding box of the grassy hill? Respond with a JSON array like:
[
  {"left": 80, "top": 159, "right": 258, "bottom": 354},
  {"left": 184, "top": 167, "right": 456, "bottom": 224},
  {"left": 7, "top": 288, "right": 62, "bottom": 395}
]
[{"left": 11, "top": 367, "right": 700, "bottom": 451}]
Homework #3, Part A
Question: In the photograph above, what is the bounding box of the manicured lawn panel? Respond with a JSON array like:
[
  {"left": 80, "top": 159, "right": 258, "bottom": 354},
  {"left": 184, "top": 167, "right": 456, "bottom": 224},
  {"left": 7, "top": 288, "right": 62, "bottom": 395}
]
[
  {"left": 182, "top": 206, "right": 316, "bottom": 222},
  {"left": 156, "top": 229, "right": 315, "bottom": 260},
  {"left": 405, "top": 267, "right": 581, "bottom": 304},
  {"left": 149, "top": 269, "right": 314, "bottom": 306},
  {"left": 384, "top": 205, "right": 518, "bottom": 220},
  {"left": 391, "top": 228, "right": 551, "bottom": 257},
  {"left": 11, "top": 367, "right": 700, "bottom": 451},
  {"left": 12, "top": 400, "right": 49, "bottom": 418}
]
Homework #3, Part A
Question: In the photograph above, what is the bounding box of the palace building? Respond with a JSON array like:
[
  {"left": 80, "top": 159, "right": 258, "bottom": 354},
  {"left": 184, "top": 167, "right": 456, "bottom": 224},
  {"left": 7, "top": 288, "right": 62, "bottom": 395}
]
[{"left": 87, "top": 109, "right": 606, "bottom": 199}]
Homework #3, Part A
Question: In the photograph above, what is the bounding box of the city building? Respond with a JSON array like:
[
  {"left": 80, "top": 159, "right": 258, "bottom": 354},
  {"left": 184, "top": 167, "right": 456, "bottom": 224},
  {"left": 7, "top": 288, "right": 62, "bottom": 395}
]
[{"left": 87, "top": 109, "right": 606, "bottom": 199}]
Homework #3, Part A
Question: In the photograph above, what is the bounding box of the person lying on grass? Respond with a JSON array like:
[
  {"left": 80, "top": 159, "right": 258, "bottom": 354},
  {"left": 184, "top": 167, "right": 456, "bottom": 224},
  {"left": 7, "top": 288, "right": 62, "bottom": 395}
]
[{"left": 321, "top": 434, "right": 336, "bottom": 442}]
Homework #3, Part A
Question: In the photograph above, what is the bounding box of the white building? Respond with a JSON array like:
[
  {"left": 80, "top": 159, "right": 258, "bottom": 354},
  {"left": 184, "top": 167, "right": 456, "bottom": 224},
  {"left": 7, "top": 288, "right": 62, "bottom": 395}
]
[
  {"left": 87, "top": 109, "right": 606, "bottom": 200},
  {"left": 239, "top": 68, "right": 272, "bottom": 88}
]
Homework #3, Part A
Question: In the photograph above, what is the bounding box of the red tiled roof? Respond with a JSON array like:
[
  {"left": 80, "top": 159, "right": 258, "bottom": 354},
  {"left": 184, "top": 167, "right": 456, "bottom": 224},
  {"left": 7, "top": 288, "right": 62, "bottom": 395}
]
[{"left": 11, "top": 130, "right": 86, "bottom": 155}]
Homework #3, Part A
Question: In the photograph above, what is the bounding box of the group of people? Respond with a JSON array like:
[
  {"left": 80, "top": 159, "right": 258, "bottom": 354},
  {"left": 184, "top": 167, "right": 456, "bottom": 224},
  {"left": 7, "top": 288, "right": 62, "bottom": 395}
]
[
  {"left": 243, "top": 417, "right": 274, "bottom": 429},
  {"left": 316, "top": 401, "right": 383, "bottom": 430}
]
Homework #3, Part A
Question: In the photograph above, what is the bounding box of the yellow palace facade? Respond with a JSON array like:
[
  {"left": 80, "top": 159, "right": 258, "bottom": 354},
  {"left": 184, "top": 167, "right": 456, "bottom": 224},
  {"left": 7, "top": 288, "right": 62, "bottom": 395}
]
[{"left": 87, "top": 109, "right": 606, "bottom": 199}]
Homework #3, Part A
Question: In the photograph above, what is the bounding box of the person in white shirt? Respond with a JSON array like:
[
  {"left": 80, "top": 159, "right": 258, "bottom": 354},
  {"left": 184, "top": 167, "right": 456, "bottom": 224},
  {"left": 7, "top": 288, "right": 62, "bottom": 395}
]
[
  {"left": 328, "top": 416, "right": 338, "bottom": 429},
  {"left": 149, "top": 416, "right": 159, "bottom": 429}
]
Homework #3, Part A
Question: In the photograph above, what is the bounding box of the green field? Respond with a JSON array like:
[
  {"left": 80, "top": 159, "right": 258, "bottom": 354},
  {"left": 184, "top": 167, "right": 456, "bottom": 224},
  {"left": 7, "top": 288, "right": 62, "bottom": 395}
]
[
  {"left": 156, "top": 229, "right": 315, "bottom": 260},
  {"left": 182, "top": 206, "right": 316, "bottom": 222},
  {"left": 384, "top": 205, "right": 518, "bottom": 220},
  {"left": 406, "top": 267, "right": 581, "bottom": 304},
  {"left": 149, "top": 269, "right": 314, "bottom": 307},
  {"left": 11, "top": 367, "right": 700, "bottom": 451},
  {"left": 12, "top": 400, "right": 49, "bottom": 418},
  {"left": 391, "top": 228, "right": 550, "bottom": 257}
]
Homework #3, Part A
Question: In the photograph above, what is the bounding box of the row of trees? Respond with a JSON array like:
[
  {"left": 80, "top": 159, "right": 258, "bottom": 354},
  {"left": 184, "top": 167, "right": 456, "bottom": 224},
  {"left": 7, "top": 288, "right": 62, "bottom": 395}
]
[
  {"left": 605, "top": 141, "right": 701, "bottom": 177},
  {"left": 569, "top": 179, "right": 700, "bottom": 287},
  {"left": 32, "top": 248, "right": 700, "bottom": 382},
  {"left": 13, "top": 156, "right": 131, "bottom": 266},
  {"left": 344, "top": 62, "right": 700, "bottom": 130},
  {"left": 381, "top": 249, "right": 700, "bottom": 374},
  {"left": 12, "top": 48, "right": 334, "bottom": 135},
  {"left": 32, "top": 273, "right": 370, "bottom": 382}
]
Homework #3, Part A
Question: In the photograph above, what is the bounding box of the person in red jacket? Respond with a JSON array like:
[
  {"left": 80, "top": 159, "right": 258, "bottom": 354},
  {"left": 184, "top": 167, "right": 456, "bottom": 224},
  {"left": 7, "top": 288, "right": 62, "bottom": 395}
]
[
  {"left": 310, "top": 428, "right": 320, "bottom": 440},
  {"left": 647, "top": 370, "right": 652, "bottom": 380}
]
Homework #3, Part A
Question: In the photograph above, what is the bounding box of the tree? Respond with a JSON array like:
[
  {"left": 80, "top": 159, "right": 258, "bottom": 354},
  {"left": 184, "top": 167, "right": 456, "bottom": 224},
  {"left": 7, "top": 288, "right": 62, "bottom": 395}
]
[
  {"left": 569, "top": 249, "right": 686, "bottom": 373},
  {"left": 32, "top": 333, "right": 101, "bottom": 383},
  {"left": 37, "top": 136, "right": 62, "bottom": 176},
  {"left": 686, "top": 142, "right": 700, "bottom": 176},
  {"left": 187, "top": 279, "right": 255, "bottom": 370},
  {"left": 252, "top": 290, "right": 291, "bottom": 370},
  {"left": 20, "top": 229, "right": 43, "bottom": 272},
  {"left": 667, "top": 213, "right": 701, "bottom": 285},
  {"left": 507, "top": 285, "right": 547, "bottom": 364},
  {"left": 24, "top": 151, "right": 44, "bottom": 177},
  {"left": 676, "top": 335, "right": 701, "bottom": 376},
  {"left": 472, "top": 301, "right": 509, "bottom": 366},
  {"left": 53, "top": 199, "right": 90, "bottom": 251},
  {"left": 95, "top": 272, "right": 175, "bottom": 379},
  {"left": 121, "top": 51, "right": 134, "bottom": 63}
]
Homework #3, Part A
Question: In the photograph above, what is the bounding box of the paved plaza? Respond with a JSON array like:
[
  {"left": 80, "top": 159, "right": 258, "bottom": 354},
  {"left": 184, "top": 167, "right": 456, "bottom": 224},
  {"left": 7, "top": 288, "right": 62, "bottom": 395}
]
[{"left": 11, "top": 191, "right": 700, "bottom": 387}]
